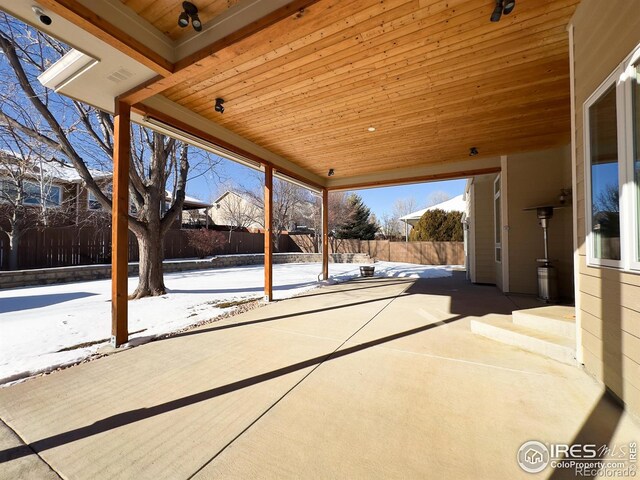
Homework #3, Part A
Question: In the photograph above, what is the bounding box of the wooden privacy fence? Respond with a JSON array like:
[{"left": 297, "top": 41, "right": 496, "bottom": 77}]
[
  {"left": 0, "top": 228, "right": 293, "bottom": 270},
  {"left": 288, "top": 235, "right": 464, "bottom": 265}
]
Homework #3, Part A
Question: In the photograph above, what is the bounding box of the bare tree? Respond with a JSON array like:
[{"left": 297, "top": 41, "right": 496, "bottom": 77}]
[
  {"left": 386, "top": 197, "right": 420, "bottom": 240},
  {"left": 0, "top": 17, "right": 220, "bottom": 297},
  {"left": 0, "top": 142, "right": 78, "bottom": 269},
  {"left": 379, "top": 212, "right": 398, "bottom": 239},
  {"left": 212, "top": 186, "right": 261, "bottom": 242},
  {"left": 328, "top": 191, "right": 352, "bottom": 234},
  {"left": 245, "top": 176, "right": 315, "bottom": 252},
  {"left": 425, "top": 190, "right": 451, "bottom": 207}
]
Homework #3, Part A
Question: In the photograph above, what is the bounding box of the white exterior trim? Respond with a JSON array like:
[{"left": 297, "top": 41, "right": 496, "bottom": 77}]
[
  {"left": 584, "top": 40, "right": 640, "bottom": 274},
  {"left": 583, "top": 65, "right": 625, "bottom": 269},
  {"left": 568, "top": 23, "right": 583, "bottom": 363},
  {"left": 500, "top": 155, "right": 510, "bottom": 293}
]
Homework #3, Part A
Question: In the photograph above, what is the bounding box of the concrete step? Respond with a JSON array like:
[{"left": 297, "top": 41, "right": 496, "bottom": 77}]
[
  {"left": 512, "top": 306, "right": 576, "bottom": 340},
  {"left": 470, "top": 318, "right": 576, "bottom": 365}
]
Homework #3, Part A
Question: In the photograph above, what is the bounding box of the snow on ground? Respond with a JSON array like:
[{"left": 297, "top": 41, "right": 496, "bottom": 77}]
[{"left": 0, "top": 261, "right": 455, "bottom": 384}]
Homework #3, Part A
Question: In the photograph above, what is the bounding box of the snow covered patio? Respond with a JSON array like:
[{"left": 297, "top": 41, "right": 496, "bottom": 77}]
[
  {"left": 0, "top": 261, "right": 453, "bottom": 384},
  {"left": 1, "top": 271, "right": 639, "bottom": 479}
]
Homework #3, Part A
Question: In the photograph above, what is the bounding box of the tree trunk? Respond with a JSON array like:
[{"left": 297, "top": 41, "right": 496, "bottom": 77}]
[
  {"left": 273, "top": 230, "right": 281, "bottom": 252},
  {"left": 130, "top": 228, "right": 166, "bottom": 299},
  {"left": 7, "top": 232, "right": 18, "bottom": 270}
]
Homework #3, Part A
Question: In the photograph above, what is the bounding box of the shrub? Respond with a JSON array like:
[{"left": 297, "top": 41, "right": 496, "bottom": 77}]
[
  {"left": 410, "top": 209, "right": 463, "bottom": 242},
  {"left": 185, "top": 229, "right": 225, "bottom": 258}
]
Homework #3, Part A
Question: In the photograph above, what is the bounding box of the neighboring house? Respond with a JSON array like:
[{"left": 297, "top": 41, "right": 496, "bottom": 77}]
[
  {"left": 399, "top": 194, "right": 465, "bottom": 240},
  {"left": 0, "top": 152, "right": 209, "bottom": 227},
  {"left": 208, "top": 191, "right": 262, "bottom": 231},
  {"left": 164, "top": 191, "right": 211, "bottom": 228},
  {"left": 0, "top": 152, "right": 112, "bottom": 227},
  {"left": 399, "top": 194, "right": 466, "bottom": 229}
]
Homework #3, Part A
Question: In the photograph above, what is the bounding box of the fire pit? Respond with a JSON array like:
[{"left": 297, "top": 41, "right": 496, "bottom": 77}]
[{"left": 359, "top": 265, "right": 375, "bottom": 277}]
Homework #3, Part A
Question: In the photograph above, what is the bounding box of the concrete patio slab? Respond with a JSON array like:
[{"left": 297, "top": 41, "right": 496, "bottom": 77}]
[{"left": 0, "top": 273, "right": 638, "bottom": 479}]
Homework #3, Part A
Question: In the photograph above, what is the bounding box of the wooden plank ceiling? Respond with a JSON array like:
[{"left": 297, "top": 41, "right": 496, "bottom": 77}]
[
  {"left": 120, "top": 0, "right": 241, "bottom": 40},
  {"left": 142, "top": 0, "right": 580, "bottom": 180}
]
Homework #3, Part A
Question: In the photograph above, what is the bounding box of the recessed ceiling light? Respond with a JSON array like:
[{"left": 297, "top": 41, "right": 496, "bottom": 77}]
[{"left": 367, "top": 127, "right": 376, "bottom": 132}]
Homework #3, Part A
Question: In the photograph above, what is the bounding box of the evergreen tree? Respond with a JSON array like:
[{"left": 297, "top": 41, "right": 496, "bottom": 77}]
[
  {"left": 335, "top": 193, "right": 378, "bottom": 239},
  {"left": 410, "top": 209, "right": 463, "bottom": 241}
]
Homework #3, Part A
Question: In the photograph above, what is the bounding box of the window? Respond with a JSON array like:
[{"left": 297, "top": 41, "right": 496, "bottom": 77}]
[
  {"left": 87, "top": 185, "right": 113, "bottom": 211},
  {"left": 588, "top": 84, "right": 620, "bottom": 263},
  {"left": 494, "top": 175, "right": 502, "bottom": 262},
  {"left": 632, "top": 64, "right": 640, "bottom": 265},
  {"left": 29, "top": 182, "right": 61, "bottom": 207},
  {"left": 87, "top": 190, "right": 101, "bottom": 210},
  {"left": 0, "top": 179, "right": 18, "bottom": 202},
  {"left": 585, "top": 42, "right": 640, "bottom": 271}
]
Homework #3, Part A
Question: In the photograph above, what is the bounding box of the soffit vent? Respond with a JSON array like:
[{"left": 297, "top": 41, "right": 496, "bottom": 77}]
[{"left": 107, "top": 68, "right": 133, "bottom": 83}]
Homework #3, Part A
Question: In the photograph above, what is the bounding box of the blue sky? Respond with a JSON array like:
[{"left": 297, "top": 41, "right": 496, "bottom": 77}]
[
  {"left": 186, "top": 155, "right": 466, "bottom": 219},
  {"left": 353, "top": 179, "right": 466, "bottom": 218}
]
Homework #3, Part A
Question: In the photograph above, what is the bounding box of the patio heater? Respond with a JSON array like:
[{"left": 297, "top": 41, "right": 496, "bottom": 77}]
[{"left": 523, "top": 205, "right": 558, "bottom": 303}]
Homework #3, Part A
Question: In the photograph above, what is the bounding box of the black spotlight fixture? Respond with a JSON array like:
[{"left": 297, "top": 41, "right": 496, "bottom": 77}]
[
  {"left": 178, "top": 2, "right": 202, "bottom": 32},
  {"left": 178, "top": 10, "right": 189, "bottom": 28},
  {"left": 469, "top": 147, "right": 479, "bottom": 156},
  {"left": 490, "top": 0, "right": 515, "bottom": 22},
  {"left": 503, "top": 0, "right": 516, "bottom": 15},
  {"left": 328, "top": 168, "right": 335, "bottom": 177},
  {"left": 214, "top": 98, "right": 225, "bottom": 114},
  {"left": 490, "top": 0, "right": 504, "bottom": 22}
]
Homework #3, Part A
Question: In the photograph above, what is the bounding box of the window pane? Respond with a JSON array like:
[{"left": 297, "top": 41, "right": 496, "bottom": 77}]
[
  {"left": 0, "top": 179, "right": 18, "bottom": 201},
  {"left": 23, "top": 182, "right": 41, "bottom": 205},
  {"left": 589, "top": 85, "right": 620, "bottom": 261},
  {"left": 45, "top": 186, "right": 61, "bottom": 207},
  {"left": 88, "top": 191, "right": 101, "bottom": 210},
  {"left": 634, "top": 66, "right": 640, "bottom": 262}
]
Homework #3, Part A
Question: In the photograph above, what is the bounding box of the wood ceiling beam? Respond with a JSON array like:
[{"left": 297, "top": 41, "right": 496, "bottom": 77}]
[
  {"left": 39, "top": 0, "right": 174, "bottom": 76},
  {"left": 327, "top": 167, "right": 502, "bottom": 191},
  {"left": 130, "top": 103, "right": 324, "bottom": 191},
  {"left": 120, "top": 0, "right": 322, "bottom": 105}
]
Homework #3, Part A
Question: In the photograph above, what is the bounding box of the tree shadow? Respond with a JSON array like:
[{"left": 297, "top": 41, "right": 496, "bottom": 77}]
[
  {"left": 0, "top": 292, "right": 98, "bottom": 314},
  {"left": 0, "top": 313, "right": 465, "bottom": 462}
]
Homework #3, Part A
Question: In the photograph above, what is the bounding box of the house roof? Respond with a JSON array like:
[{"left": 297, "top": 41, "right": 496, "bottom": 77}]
[
  {"left": 36, "top": 161, "right": 111, "bottom": 184},
  {"left": 0, "top": 150, "right": 111, "bottom": 184},
  {"left": 400, "top": 194, "right": 466, "bottom": 225},
  {"left": 213, "top": 191, "right": 242, "bottom": 204},
  {"left": 165, "top": 190, "right": 210, "bottom": 209}
]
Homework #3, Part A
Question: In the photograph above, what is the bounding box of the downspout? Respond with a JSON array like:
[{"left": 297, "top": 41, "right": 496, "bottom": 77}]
[{"left": 568, "top": 22, "right": 583, "bottom": 364}]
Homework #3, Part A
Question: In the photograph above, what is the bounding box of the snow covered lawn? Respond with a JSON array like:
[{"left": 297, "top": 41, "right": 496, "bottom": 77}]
[{"left": 0, "top": 261, "right": 455, "bottom": 384}]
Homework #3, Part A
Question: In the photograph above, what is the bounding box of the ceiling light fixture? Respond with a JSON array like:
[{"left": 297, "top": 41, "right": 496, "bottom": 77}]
[
  {"left": 32, "top": 5, "right": 52, "bottom": 26},
  {"left": 178, "top": 1, "right": 202, "bottom": 32},
  {"left": 490, "top": 0, "right": 515, "bottom": 22},
  {"left": 214, "top": 97, "right": 225, "bottom": 114},
  {"left": 469, "top": 147, "right": 479, "bottom": 156},
  {"left": 367, "top": 127, "right": 376, "bottom": 132},
  {"left": 328, "top": 168, "right": 335, "bottom": 177}
]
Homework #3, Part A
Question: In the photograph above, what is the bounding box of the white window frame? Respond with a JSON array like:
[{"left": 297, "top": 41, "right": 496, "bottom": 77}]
[
  {"left": 623, "top": 46, "right": 640, "bottom": 272},
  {"left": 22, "top": 180, "right": 62, "bottom": 208},
  {"left": 584, "top": 41, "right": 640, "bottom": 272},
  {"left": 494, "top": 174, "right": 502, "bottom": 263}
]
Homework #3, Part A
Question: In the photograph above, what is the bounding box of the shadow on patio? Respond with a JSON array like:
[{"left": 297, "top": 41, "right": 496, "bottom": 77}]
[{"left": 0, "top": 273, "right": 636, "bottom": 479}]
